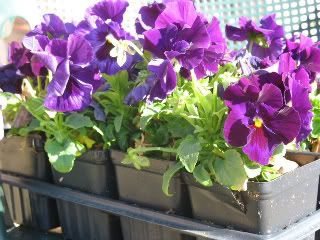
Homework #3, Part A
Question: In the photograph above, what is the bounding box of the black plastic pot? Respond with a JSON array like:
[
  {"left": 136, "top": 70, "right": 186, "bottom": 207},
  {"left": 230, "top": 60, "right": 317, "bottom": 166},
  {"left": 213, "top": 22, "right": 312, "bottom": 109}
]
[
  {"left": 111, "top": 150, "right": 194, "bottom": 240},
  {"left": 0, "top": 135, "right": 59, "bottom": 231},
  {"left": 184, "top": 158, "right": 320, "bottom": 239},
  {"left": 52, "top": 150, "right": 122, "bottom": 240}
]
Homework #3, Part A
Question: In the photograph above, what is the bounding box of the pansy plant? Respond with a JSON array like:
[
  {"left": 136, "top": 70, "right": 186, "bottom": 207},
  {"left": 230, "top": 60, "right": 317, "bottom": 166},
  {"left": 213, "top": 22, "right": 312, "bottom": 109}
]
[{"left": 0, "top": 0, "right": 318, "bottom": 194}]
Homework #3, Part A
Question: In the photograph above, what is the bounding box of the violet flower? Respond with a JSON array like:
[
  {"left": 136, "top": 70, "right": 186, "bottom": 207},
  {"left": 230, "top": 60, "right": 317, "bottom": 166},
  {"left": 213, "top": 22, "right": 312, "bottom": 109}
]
[
  {"left": 9, "top": 41, "right": 47, "bottom": 78},
  {"left": 135, "top": 2, "right": 166, "bottom": 35},
  {"left": 127, "top": 0, "right": 226, "bottom": 103},
  {"left": 0, "top": 64, "right": 23, "bottom": 94},
  {"left": 125, "top": 59, "right": 176, "bottom": 104},
  {"left": 84, "top": 0, "right": 138, "bottom": 75},
  {"left": 26, "top": 14, "right": 75, "bottom": 40},
  {"left": 223, "top": 74, "right": 302, "bottom": 165},
  {"left": 226, "top": 14, "right": 284, "bottom": 62},
  {"left": 29, "top": 34, "right": 99, "bottom": 112},
  {"left": 283, "top": 34, "right": 320, "bottom": 79}
]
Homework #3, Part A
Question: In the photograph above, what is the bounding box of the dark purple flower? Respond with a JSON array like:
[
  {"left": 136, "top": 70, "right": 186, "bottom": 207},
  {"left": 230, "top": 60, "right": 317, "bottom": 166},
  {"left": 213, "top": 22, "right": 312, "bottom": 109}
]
[
  {"left": 0, "top": 64, "right": 23, "bottom": 94},
  {"left": 284, "top": 34, "right": 320, "bottom": 79},
  {"left": 86, "top": 0, "right": 129, "bottom": 24},
  {"left": 125, "top": 59, "right": 176, "bottom": 104},
  {"left": 226, "top": 14, "right": 284, "bottom": 62},
  {"left": 194, "top": 17, "right": 227, "bottom": 78},
  {"left": 86, "top": 20, "right": 135, "bottom": 75},
  {"left": 135, "top": 2, "right": 166, "bottom": 35},
  {"left": 128, "top": 0, "right": 225, "bottom": 104},
  {"left": 224, "top": 80, "right": 301, "bottom": 165},
  {"left": 26, "top": 14, "right": 75, "bottom": 40},
  {"left": 9, "top": 41, "right": 47, "bottom": 78},
  {"left": 30, "top": 34, "right": 99, "bottom": 112}
]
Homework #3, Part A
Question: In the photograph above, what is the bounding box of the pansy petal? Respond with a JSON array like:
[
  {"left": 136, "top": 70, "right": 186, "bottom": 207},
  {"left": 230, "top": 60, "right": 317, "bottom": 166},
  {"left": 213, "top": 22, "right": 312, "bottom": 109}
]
[
  {"left": 68, "top": 34, "right": 93, "bottom": 66},
  {"left": 47, "top": 59, "right": 70, "bottom": 96},
  {"left": 267, "top": 106, "right": 301, "bottom": 144},
  {"left": 243, "top": 127, "right": 278, "bottom": 165},
  {"left": 224, "top": 103, "right": 250, "bottom": 147},
  {"left": 225, "top": 25, "right": 247, "bottom": 41},
  {"left": 278, "top": 52, "right": 296, "bottom": 74},
  {"left": 87, "top": 0, "right": 129, "bottom": 23},
  {"left": 44, "top": 78, "right": 93, "bottom": 112},
  {"left": 155, "top": 0, "right": 197, "bottom": 28},
  {"left": 137, "top": 2, "right": 165, "bottom": 34},
  {"left": 42, "top": 14, "right": 68, "bottom": 38},
  {"left": 177, "top": 16, "right": 211, "bottom": 49},
  {"left": 257, "top": 83, "right": 283, "bottom": 109}
]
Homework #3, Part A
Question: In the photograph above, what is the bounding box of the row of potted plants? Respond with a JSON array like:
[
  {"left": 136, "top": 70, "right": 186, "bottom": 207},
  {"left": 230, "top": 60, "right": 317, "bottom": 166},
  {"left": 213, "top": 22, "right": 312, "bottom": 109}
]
[{"left": 0, "top": 0, "right": 320, "bottom": 239}]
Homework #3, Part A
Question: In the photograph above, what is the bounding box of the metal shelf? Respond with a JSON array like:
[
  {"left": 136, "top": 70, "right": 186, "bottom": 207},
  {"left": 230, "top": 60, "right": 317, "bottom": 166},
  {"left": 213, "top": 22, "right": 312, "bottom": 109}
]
[{"left": 0, "top": 172, "right": 319, "bottom": 240}]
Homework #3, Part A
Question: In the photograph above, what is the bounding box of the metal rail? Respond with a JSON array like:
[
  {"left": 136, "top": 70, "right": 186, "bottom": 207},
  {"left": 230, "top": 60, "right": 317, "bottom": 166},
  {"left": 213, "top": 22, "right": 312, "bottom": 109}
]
[{"left": 0, "top": 173, "right": 319, "bottom": 240}]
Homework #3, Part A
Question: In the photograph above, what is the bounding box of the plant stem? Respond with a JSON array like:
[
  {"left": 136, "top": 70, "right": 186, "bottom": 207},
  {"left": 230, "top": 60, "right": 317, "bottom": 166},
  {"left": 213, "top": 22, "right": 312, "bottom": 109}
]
[
  {"left": 37, "top": 76, "right": 42, "bottom": 94},
  {"left": 212, "top": 148, "right": 224, "bottom": 158},
  {"left": 126, "top": 41, "right": 149, "bottom": 62},
  {"left": 248, "top": 40, "right": 254, "bottom": 53}
]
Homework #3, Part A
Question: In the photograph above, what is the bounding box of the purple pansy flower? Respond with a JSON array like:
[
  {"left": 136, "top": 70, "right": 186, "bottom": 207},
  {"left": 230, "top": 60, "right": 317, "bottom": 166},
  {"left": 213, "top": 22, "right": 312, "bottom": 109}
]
[
  {"left": 226, "top": 14, "right": 284, "bottom": 62},
  {"left": 86, "top": 0, "right": 129, "bottom": 23},
  {"left": 283, "top": 34, "right": 320, "bottom": 79},
  {"left": 9, "top": 41, "right": 47, "bottom": 78},
  {"left": 26, "top": 14, "right": 75, "bottom": 40},
  {"left": 194, "top": 17, "right": 227, "bottom": 79},
  {"left": 127, "top": 0, "right": 226, "bottom": 104},
  {"left": 86, "top": 20, "right": 134, "bottom": 75},
  {"left": 277, "top": 55, "right": 313, "bottom": 142},
  {"left": 85, "top": 0, "right": 137, "bottom": 75},
  {"left": 135, "top": 2, "right": 166, "bottom": 35},
  {"left": 29, "top": 34, "right": 98, "bottom": 112},
  {"left": 0, "top": 64, "right": 23, "bottom": 94},
  {"left": 224, "top": 76, "right": 301, "bottom": 165},
  {"left": 125, "top": 59, "right": 176, "bottom": 104}
]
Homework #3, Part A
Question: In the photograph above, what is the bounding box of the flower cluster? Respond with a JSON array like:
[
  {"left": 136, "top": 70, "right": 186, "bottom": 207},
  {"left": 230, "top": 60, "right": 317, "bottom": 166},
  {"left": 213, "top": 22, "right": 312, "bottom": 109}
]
[{"left": 0, "top": 0, "right": 318, "bottom": 190}]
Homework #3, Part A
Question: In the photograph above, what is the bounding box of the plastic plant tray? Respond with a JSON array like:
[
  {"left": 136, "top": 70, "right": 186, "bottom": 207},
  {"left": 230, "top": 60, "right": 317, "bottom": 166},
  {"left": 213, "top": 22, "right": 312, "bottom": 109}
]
[{"left": 0, "top": 172, "right": 319, "bottom": 240}]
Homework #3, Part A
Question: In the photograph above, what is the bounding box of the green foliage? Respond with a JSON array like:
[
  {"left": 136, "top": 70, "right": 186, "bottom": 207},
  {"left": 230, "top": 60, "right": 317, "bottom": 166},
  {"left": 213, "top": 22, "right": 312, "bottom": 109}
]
[
  {"left": 311, "top": 95, "right": 320, "bottom": 138},
  {"left": 45, "top": 139, "right": 84, "bottom": 173},
  {"left": 177, "top": 135, "right": 201, "bottom": 173},
  {"left": 162, "top": 162, "right": 184, "bottom": 196},
  {"left": 95, "top": 71, "right": 140, "bottom": 151},
  {"left": 65, "top": 113, "right": 94, "bottom": 129},
  {"left": 214, "top": 150, "right": 248, "bottom": 190},
  {"left": 19, "top": 97, "right": 103, "bottom": 173},
  {"left": 193, "top": 164, "right": 213, "bottom": 187}
]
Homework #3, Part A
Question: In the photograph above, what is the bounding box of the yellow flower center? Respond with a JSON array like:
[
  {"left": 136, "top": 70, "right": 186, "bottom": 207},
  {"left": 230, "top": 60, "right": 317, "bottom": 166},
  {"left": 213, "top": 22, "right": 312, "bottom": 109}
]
[{"left": 254, "top": 117, "right": 263, "bottom": 128}]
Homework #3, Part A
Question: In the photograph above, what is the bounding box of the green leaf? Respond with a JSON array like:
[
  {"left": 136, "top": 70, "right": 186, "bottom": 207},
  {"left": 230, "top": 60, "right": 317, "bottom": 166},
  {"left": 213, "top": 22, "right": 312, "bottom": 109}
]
[
  {"left": 23, "top": 98, "right": 47, "bottom": 121},
  {"left": 193, "top": 164, "right": 213, "bottom": 187},
  {"left": 166, "top": 117, "right": 194, "bottom": 138},
  {"left": 177, "top": 135, "right": 201, "bottom": 173},
  {"left": 162, "top": 162, "right": 184, "bottom": 196},
  {"left": 18, "top": 119, "right": 41, "bottom": 136},
  {"left": 214, "top": 150, "right": 248, "bottom": 191},
  {"left": 103, "top": 71, "right": 129, "bottom": 98},
  {"left": 117, "top": 128, "right": 129, "bottom": 151},
  {"left": 114, "top": 114, "right": 123, "bottom": 132},
  {"left": 122, "top": 149, "right": 150, "bottom": 170},
  {"left": 65, "top": 113, "right": 94, "bottom": 129},
  {"left": 45, "top": 139, "right": 82, "bottom": 173}
]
